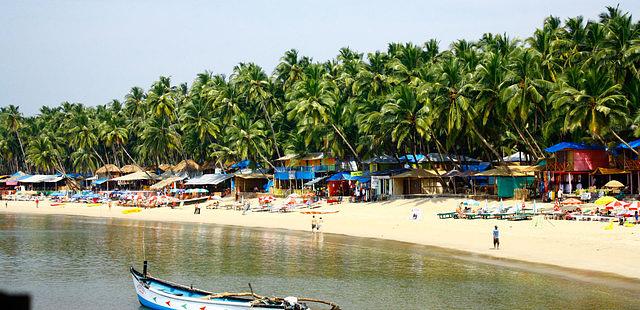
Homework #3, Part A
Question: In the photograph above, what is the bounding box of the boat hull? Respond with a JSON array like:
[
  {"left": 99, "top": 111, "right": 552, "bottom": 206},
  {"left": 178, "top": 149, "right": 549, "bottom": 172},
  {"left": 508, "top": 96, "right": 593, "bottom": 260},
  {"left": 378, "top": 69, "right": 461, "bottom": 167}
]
[{"left": 131, "top": 269, "right": 266, "bottom": 310}]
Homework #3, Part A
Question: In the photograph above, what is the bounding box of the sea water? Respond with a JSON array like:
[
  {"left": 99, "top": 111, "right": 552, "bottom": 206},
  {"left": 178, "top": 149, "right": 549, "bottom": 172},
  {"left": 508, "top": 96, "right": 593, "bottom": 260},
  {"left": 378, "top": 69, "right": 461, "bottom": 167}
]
[{"left": 0, "top": 213, "right": 638, "bottom": 309}]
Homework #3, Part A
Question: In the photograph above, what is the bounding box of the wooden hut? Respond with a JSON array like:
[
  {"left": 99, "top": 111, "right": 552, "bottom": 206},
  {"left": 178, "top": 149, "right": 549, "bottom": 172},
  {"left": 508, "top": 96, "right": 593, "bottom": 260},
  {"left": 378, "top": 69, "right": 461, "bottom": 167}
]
[
  {"left": 542, "top": 142, "right": 608, "bottom": 196},
  {"left": 390, "top": 169, "right": 444, "bottom": 196}
]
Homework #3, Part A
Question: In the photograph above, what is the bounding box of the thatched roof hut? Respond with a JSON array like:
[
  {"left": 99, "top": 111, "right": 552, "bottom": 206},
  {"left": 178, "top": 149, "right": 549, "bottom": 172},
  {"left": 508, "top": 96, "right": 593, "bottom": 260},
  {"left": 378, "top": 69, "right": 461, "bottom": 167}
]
[
  {"left": 95, "top": 164, "right": 121, "bottom": 175},
  {"left": 171, "top": 160, "right": 201, "bottom": 173},
  {"left": 120, "top": 164, "right": 144, "bottom": 174},
  {"left": 158, "top": 164, "right": 173, "bottom": 172}
]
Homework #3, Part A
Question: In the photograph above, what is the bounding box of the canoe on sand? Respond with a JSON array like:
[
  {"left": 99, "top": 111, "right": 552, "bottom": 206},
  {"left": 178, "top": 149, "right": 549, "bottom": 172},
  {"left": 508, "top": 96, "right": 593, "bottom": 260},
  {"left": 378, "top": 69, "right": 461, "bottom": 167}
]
[
  {"left": 300, "top": 210, "right": 339, "bottom": 215},
  {"left": 122, "top": 208, "right": 142, "bottom": 214}
]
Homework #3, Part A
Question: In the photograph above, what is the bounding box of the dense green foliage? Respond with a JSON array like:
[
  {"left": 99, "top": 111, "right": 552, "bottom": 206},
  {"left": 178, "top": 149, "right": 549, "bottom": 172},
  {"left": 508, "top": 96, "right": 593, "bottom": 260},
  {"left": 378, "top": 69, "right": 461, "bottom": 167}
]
[{"left": 1, "top": 6, "right": 639, "bottom": 174}]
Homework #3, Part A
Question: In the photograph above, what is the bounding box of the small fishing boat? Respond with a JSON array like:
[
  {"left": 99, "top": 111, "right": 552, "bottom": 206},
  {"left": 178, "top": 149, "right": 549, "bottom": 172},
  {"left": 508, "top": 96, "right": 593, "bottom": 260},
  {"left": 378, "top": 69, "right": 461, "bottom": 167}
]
[
  {"left": 177, "top": 196, "right": 209, "bottom": 206},
  {"left": 131, "top": 261, "right": 340, "bottom": 310}
]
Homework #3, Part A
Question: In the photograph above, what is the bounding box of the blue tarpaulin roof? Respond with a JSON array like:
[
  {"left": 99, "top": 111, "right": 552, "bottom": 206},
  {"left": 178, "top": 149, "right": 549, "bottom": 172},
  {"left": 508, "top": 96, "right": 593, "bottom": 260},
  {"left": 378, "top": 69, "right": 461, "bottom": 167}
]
[
  {"left": 92, "top": 178, "right": 109, "bottom": 185},
  {"left": 398, "top": 154, "right": 425, "bottom": 163},
  {"left": 371, "top": 168, "right": 410, "bottom": 176},
  {"left": 327, "top": 172, "right": 357, "bottom": 181},
  {"left": 460, "top": 162, "right": 491, "bottom": 172},
  {"left": 616, "top": 139, "right": 640, "bottom": 150},
  {"left": 231, "top": 159, "right": 251, "bottom": 169},
  {"left": 544, "top": 142, "right": 606, "bottom": 153}
]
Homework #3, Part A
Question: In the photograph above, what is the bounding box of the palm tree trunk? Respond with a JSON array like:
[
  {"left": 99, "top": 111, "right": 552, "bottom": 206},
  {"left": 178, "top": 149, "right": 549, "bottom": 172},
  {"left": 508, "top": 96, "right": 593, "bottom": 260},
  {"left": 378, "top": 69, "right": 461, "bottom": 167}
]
[
  {"left": 508, "top": 119, "right": 543, "bottom": 159},
  {"left": 523, "top": 127, "right": 545, "bottom": 158},
  {"left": 16, "top": 132, "right": 26, "bottom": 170},
  {"left": 111, "top": 144, "right": 120, "bottom": 167},
  {"left": 330, "top": 123, "right": 361, "bottom": 164},
  {"left": 261, "top": 103, "right": 281, "bottom": 158},
  {"left": 469, "top": 124, "right": 507, "bottom": 165},
  {"left": 611, "top": 130, "right": 640, "bottom": 156}
]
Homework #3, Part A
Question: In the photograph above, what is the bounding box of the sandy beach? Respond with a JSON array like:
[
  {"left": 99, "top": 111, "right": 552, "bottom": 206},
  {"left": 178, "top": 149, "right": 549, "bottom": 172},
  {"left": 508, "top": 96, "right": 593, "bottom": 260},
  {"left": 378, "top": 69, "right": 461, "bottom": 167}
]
[{"left": 2, "top": 198, "right": 640, "bottom": 281}]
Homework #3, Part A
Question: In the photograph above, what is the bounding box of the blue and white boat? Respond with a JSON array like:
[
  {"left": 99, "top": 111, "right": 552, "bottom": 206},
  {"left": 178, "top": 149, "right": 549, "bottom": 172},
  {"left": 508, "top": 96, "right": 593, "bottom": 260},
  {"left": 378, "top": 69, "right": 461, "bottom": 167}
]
[{"left": 131, "top": 261, "right": 340, "bottom": 310}]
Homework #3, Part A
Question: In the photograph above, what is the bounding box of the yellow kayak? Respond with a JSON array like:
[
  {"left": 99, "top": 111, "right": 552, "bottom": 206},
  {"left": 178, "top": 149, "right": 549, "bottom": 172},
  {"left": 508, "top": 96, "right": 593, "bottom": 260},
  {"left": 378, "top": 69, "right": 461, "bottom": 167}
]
[{"left": 122, "top": 208, "right": 142, "bottom": 214}]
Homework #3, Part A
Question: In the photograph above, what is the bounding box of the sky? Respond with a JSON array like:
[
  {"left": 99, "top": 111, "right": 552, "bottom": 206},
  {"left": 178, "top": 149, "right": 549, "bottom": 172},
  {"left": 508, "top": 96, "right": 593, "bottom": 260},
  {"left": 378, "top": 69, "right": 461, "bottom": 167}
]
[{"left": 1, "top": 0, "right": 638, "bottom": 115}]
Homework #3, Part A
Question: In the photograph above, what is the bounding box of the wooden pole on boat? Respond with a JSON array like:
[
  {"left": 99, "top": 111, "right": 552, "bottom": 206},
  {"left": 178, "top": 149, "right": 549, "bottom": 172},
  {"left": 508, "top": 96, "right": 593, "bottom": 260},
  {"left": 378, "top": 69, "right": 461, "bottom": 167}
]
[
  {"left": 248, "top": 283, "right": 255, "bottom": 298},
  {"left": 143, "top": 260, "right": 148, "bottom": 277}
]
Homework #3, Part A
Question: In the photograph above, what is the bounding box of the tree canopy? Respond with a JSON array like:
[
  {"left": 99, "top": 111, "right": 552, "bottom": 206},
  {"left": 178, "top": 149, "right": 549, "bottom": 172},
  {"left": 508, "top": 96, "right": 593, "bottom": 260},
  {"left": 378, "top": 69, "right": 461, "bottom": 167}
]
[{"left": 1, "top": 6, "right": 639, "bottom": 174}]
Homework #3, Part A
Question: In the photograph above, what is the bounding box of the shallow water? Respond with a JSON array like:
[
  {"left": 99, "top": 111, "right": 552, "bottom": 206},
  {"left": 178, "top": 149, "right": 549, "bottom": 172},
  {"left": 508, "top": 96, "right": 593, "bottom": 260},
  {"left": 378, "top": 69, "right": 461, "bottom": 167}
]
[{"left": 0, "top": 213, "right": 638, "bottom": 309}]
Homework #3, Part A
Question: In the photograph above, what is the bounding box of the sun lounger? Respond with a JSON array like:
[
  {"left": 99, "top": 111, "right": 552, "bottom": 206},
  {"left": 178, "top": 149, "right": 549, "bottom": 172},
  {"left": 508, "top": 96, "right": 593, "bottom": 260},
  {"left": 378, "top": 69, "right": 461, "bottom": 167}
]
[
  {"left": 479, "top": 213, "right": 494, "bottom": 219},
  {"left": 464, "top": 213, "right": 479, "bottom": 220},
  {"left": 493, "top": 213, "right": 512, "bottom": 220},
  {"left": 437, "top": 212, "right": 456, "bottom": 219},
  {"left": 508, "top": 214, "right": 532, "bottom": 221}
]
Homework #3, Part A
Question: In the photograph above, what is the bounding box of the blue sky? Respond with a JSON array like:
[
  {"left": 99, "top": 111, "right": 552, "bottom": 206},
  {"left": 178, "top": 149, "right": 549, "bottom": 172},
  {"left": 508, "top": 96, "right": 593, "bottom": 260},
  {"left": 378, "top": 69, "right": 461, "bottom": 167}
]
[{"left": 1, "top": 0, "right": 638, "bottom": 115}]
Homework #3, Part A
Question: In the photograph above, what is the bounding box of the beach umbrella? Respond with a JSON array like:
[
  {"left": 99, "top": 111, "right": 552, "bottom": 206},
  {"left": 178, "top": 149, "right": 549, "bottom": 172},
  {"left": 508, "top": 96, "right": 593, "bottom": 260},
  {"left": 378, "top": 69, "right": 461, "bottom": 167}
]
[
  {"left": 532, "top": 199, "right": 537, "bottom": 213},
  {"left": 626, "top": 201, "right": 639, "bottom": 210},
  {"left": 606, "top": 200, "right": 629, "bottom": 209},
  {"left": 561, "top": 198, "right": 583, "bottom": 205},
  {"left": 594, "top": 196, "right": 617, "bottom": 206},
  {"left": 604, "top": 180, "right": 624, "bottom": 188}
]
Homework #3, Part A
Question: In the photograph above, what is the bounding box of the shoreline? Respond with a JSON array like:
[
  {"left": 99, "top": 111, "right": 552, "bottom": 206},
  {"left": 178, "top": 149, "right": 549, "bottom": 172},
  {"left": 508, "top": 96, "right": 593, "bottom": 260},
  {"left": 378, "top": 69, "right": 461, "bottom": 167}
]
[{"left": 2, "top": 198, "right": 640, "bottom": 284}]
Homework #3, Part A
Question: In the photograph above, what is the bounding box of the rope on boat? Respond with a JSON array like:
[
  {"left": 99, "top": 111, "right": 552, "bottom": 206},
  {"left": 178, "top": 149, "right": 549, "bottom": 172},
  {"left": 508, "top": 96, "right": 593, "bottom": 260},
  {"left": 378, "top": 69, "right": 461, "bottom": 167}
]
[{"left": 203, "top": 292, "right": 340, "bottom": 309}]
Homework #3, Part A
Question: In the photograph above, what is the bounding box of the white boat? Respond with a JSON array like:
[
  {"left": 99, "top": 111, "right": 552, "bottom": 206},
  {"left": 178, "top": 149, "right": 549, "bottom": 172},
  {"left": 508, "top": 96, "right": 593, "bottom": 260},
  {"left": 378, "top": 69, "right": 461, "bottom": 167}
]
[{"left": 131, "top": 261, "right": 339, "bottom": 310}]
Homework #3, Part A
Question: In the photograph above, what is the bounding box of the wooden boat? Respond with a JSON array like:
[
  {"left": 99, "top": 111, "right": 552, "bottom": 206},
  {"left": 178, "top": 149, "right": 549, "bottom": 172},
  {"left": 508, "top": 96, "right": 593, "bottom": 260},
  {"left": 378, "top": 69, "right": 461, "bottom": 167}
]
[
  {"left": 122, "top": 207, "right": 142, "bottom": 214},
  {"left": 178, "top": 196, "right": 209, "bottom": 206},
  {"left": 131, "top": 262, "right": 340, "bottom": 310},
  {"left": 300, "top": 210, "right": 339, "bottom": 215}
]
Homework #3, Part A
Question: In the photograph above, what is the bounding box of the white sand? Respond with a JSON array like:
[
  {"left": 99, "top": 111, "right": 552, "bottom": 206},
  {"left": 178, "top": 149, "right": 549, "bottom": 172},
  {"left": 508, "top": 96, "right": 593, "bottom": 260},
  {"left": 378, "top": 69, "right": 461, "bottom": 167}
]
[{"left": 2, "top": 198, "right": 640, "bottom": 280}]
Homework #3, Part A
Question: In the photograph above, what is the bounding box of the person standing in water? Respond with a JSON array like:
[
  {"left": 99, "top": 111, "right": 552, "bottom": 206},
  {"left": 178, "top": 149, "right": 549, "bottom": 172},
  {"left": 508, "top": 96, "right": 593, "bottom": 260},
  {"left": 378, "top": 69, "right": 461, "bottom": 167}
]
[
  {"left": 317, "top": 217, "right": 323, "bottom": 232},
  {"left": 492, "top": 225, "right": 500, "bottom": 250},
  {"left": 311, "top": 216, "right": 318, "bottom": 232}
]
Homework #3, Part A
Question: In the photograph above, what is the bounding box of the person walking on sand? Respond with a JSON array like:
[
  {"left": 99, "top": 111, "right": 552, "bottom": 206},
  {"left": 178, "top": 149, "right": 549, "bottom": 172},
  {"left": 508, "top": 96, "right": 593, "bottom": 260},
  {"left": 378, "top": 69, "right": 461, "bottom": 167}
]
[
  {"left": 492, "top": 225, "right": 500, "bottom": 250},
  {"left": 317, "top": 217, "right": 323, "bottom": 232},
  {"left": 35, "top": 198, "right": 39, "bottom": 208},
  {"left": 311, "top": 216, "right": 318, "bottom": 232}
]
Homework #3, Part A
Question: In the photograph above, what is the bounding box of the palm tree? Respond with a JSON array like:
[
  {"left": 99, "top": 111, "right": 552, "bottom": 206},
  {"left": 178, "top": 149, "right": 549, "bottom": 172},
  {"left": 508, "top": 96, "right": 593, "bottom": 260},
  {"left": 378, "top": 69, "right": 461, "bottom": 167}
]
[
  {"left": 233, "top": 63, "right": 282, "bottom": 157},
  {"left": 25, "top": 135, "right": 60, "bottom": 173},
  {"left": 381, "top": 85, "right": 430, "bottom": 159},
  {"left": 225, "top": 114, "right": 273, "bottom": 168},
  {"left": 138, "top": 116, "right": 181, "bottom": 165},
  {"left": 551, "top": 66, "right": 632, "bottom": 149},
  {"left": 1, "top": 105, "right": 26, "bottom": 169},
  {"left": 286, "top": 66, "right": 361, "bottom": 162}
]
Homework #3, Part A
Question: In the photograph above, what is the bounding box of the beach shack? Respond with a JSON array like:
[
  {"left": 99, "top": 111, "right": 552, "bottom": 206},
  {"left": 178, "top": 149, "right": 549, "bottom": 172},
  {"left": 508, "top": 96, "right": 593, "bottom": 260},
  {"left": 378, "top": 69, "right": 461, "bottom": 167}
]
[
  {"left": 370, "top": 168, "right": 409, "bottom": 199},
  {"left": 612, "top": 139, "right": 640, "bottom": 194},
  {"left": 273, "top": 153, "right": 338, "bottom": 196},
  {"left": 234, "top": 172, "right": 272, "bottom": 196},
  {"left": 170, "top": 160, "right": 202, "bottom": 178},
  {"left": 542, "top": 142, "right": 609, "bottom": 196},
  {"left": 18, "top": 174, "right": 67, "bottom": 191},
  {"left": 363, "top": 155, "right": 402, "bottom": 172},
  {"left": 150, "top": 176, "right": 186, "bottom": 192},
  {"left": 111, "top": 171, "right": 160, "bottom": 190},
  {"left": 325, "top": 172, "right": 357, "bottom": 196},
  {"left": 184, "top": 173, "right": 233, "bottom": 194},
  {"left": 390, "top": 168, "right": 444, "bottom": 197},
  {"left": 475, "top": 166, "right": 535, "bottom": 198},
  {"left": 94, "top": 164, "right": 123, "bottom": 190}
]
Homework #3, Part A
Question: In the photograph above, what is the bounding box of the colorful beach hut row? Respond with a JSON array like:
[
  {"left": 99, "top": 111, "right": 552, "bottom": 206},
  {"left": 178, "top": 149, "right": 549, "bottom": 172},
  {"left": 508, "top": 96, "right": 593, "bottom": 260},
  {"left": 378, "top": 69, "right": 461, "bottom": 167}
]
[{"left": 540, "top": 140, "right": 640, "bottom": 196}]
